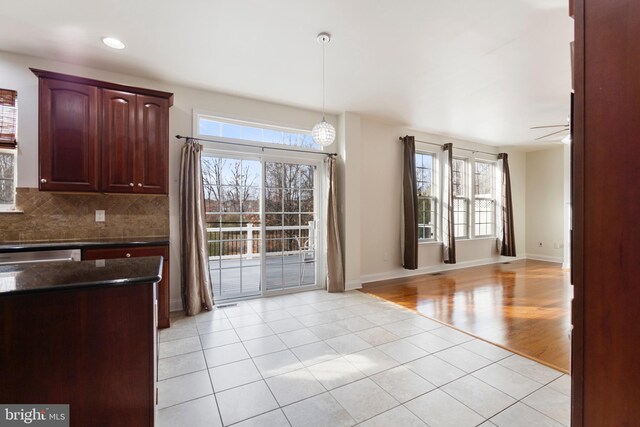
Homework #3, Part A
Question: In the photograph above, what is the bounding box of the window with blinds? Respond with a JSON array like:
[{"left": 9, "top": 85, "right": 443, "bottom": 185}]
[
  {"left": 0, "top": 89, "right": 18, "bottom": 148},
  {"left": 0, "top": 89, "right": 17, "bottom": 210}
]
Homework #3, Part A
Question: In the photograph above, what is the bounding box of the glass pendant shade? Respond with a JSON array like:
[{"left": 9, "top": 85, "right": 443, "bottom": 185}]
[{"left": 312, "top": 119, "right": 336, "bottom": 146}]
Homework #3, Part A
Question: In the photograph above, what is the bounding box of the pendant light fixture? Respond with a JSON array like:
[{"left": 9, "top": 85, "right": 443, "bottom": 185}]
[{"left": 312, "top": 32, "right": 336, "bottom": 147}]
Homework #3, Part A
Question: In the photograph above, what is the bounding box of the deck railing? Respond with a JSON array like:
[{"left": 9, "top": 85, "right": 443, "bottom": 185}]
[{"left": 206, "top": 222, "right": 315, "bottom": 260}]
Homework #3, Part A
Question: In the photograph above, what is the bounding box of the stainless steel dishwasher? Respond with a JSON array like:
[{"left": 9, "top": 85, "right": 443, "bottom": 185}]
[{"left": 0, "top": 249, "right": 82, "bottom": 265}]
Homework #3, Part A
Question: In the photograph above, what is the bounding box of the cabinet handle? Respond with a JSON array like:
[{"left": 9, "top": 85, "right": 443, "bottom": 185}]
[
  {"left": 126, "top": 253, "right": 131, "bottom": 258},
  {"left": 129, "top": 183, "right": 134, "bottom": 187},
  {"left": 138, "top": 183, "right": 143, "bottom": 187},
  {"left": 41, "top": 178, "right": 47, "bottom": 184}
]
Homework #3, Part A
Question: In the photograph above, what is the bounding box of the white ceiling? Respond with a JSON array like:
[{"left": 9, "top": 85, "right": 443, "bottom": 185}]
[{"left": 0, "top": 0, "right": 573, "bottom": 146}]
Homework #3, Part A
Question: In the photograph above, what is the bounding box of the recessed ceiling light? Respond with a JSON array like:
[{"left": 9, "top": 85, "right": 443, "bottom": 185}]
[{"left": 101, "top": 37, "right": 125, "bottom": 49}]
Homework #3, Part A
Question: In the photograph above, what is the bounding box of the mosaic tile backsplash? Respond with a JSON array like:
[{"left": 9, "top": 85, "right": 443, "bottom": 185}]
[{"left": 0, "top": 188, "right": 169, "bottom": 242}]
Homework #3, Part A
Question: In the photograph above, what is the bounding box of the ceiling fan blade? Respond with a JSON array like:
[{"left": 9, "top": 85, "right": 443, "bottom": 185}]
[
  {"left": 535, "top": 128, "right": 570, "bottom": 140},
  {"left": 530, "top": 125, "right": 570, "bottom": 129}
]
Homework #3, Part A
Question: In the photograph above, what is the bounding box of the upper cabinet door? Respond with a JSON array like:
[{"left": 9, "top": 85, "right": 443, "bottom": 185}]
[
  {"left": 102, "top": 89, "right": 136, "bottom": 193},
  {"left": 135, "top": 95, "right": 169, "bottom": 194},
  {"left": 39, "top": 79, "right": 99, "bottom": 192}
]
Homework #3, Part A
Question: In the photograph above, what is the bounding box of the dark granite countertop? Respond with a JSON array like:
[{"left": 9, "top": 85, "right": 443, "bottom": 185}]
[
  {"left": 0, "top": 256, "right": 163, "bottom": 296},
  {"left": 0, "top": 237, "right": 170, "bottom": 253}
]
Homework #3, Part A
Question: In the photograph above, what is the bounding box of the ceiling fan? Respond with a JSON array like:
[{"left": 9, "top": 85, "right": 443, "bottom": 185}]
[
  {"left": 530, "top": 115, "right": 571, "bottom": 143},
  {"left": 530, "top": 123, "right": 569, "bottom": 140}
]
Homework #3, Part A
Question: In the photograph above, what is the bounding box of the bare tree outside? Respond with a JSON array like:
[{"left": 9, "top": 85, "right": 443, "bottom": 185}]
[
  {"left": 202, "top": 155, "right": 315, "bottom": 257},
  {"left": 0, "top": 151, "right": 15, "bottom": 205}
]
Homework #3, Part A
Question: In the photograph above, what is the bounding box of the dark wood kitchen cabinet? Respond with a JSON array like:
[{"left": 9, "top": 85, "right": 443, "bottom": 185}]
[
  {"left": 83, "top": 245, "right": 171, "bottom": 328},
  {"left": 0, "top": 262, "right": 159, "bottom": 427},
  {"left": 32, "top": 69, "right": 172, "bottom": 194},
  {"left": 102, "top": 90, "right": 169, "bottom": 194},
  {"left": 101, "top": 89, "right": 137, "bottom": 193},
  {"left": 38, "top": 78, "right": 100, "bottom": 192}
]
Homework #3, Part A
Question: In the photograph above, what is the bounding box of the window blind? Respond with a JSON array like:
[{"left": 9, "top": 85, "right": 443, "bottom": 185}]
[{"left": 0, "top": 89, "right": 18, "bottom": 148}]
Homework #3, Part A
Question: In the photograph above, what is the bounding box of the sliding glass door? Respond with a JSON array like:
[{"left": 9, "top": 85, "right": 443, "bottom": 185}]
[
  {"left": 202, "top": 154, "right": 321, "bottom": 301},
  {"left": 203, "top": 157, "right": 262, "bottom": 300},
  {"left": 264, "top": 161, "right": 317, "bottom": 293}
]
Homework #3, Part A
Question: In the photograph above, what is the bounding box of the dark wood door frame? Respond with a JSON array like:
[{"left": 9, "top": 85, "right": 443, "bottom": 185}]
[
  {"left": 572, "top": 0, "right": 640, "bottom": 424},
  {"left": 571, "top": 0, "right": 584, "bottom": 424}
]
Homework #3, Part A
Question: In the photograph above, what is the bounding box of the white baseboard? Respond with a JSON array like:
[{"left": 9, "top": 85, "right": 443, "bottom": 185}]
[
  {"left": 525, "top": 253, "right": 564, "bottom": 263},
  {"left": 170, "top": 298, "right": 183, "bottom": 312},
  {"left": 345, "top": 279, "right": 362, "bottom": 291},
  {"left": 360, "top": 256, "right": 525, "bottom": 285}
]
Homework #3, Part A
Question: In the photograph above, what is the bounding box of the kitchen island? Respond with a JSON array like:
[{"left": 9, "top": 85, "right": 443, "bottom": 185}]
[
  {"left": 0, "top": 257, "right": 162, "bottom": 427},
  {"left": 0, "top": 237, "right": 171, "bottom": 329}
]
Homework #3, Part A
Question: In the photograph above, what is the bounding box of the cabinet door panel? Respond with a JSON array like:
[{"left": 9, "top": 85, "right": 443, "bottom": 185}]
[
  {"left": 39, "top": 79, "right": 99, "bottom": 191},
  {"left": 83, "top": 245, "right": 170, "bottom": 329},
  {"left": 136, "top": 95, "right": 169, "bottom": 194},
  {"left": 102, "top": 89, "right": 136, "bottom": 193}
]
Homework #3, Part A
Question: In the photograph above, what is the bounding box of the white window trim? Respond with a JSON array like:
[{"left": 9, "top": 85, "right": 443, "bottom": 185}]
[{"left": 0, "top": 147, "right": 17, "bottom": 212}]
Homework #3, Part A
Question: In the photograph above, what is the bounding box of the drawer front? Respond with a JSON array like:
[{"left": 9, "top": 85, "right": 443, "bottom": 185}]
[{"left": 83, "top": 246, "right": 166, "bottom": 260}]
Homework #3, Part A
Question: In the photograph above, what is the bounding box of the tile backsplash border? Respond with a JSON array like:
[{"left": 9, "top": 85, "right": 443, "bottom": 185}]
[{"left": 0, "top": 187, "right": 169, "bottom": 242}]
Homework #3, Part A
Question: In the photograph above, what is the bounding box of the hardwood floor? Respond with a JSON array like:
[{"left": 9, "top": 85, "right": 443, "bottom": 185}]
[{"left": 361, "top": 259, "right": 571, "bottom": 373}]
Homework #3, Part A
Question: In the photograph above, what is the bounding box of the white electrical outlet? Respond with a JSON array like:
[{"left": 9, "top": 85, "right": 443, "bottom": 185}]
[
  {"left": 95, "top": 210, "right": 105, "bottom": 222},
  {"left": 554, "top": 242, "right": 559, "bottom": 249}
]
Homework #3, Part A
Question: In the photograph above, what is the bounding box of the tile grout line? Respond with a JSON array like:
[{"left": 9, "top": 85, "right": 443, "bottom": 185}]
[
  {"left": 484, "top": 373, "right": 570, "bottom": 426},
  {"left": 224, "top": 301, "right": 292, "bottom": 426},
  {"left": 201, "top": 325, "right": 226, "bottom": 427},
  {"left": 161, "top": 291, "right": 566, "bottom": 426},
  {"left": 156, "top": 306, "right": 230, "bottom": 415}
]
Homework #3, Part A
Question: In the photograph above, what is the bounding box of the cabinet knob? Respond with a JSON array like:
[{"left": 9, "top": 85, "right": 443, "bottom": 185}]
[
  {"left": 126, "top": 253, "right": 131, "bottom": 258},
  {"left": 129, "top": 183, "right": 134, "bottom": 187},
  {"left": 138, "top": 183, "right": 143, "bottom": 187},
  {"left": 41, "top": 178, "right": 48, "bottom": 184}
]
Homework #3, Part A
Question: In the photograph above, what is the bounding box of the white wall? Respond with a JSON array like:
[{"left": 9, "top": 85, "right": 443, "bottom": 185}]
[
  {"left": 0, "top": 49, "right": 545, "bottom": 303},
  {"left": 357, "top": 115, "right": 527, "bottom": 283},
  {"left": 0, "top": 51, "right": 337, "bottom": 311},
  {"left": 506, "top": 146, "right": 527, "bottom": 258},
  {"left": 525, "top": 145, "right": 565, "bottom": 262},
  {"left": 337, "top": 112, "right": 362, "bottom": 290}
]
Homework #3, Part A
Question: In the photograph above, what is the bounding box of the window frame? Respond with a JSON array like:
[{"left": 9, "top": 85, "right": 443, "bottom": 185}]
[
  {"left": 0, "top": 147, "right": 17, "bottom": 212},
  {"left": 452, "top": 156, "right": 470, "bottom": 240},
  {"left": 415, "top": 150, "right": 438, "bottom": 242},
  {"left": 193, "top": 110, "right": 321, "bottom": 153},
  {"left": 472, "top": 158, "right": 497, "bottom": 238}
]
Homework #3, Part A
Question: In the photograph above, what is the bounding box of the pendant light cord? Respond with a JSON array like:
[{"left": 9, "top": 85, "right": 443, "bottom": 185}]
[{"left": 322, "top": 41, "right": 326, "bottom": 120}]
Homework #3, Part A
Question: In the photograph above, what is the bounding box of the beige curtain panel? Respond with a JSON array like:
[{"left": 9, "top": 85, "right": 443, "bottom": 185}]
[
  {"left": 497, "top": 153, "right": 516, "bottom": 257},
  {"left": 325, "top": 156, "right": 345, "bottom": 292},
  {"left": 179, "top": 139, "right": 215, "bottom": 315},
  {"left": 442, "top": 143, "right": 456, "bottom": 264},
  {"left": 401, "top": 135, "right": 419, "bottom": 270}
]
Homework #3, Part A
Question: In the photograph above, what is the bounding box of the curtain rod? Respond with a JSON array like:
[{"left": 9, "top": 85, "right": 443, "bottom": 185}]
[
  {"left": 398, "top": 137, "right": 498, "bottom": 157},
  {"left": 176, "top": 135, "right": 338, "bottom": 157}
]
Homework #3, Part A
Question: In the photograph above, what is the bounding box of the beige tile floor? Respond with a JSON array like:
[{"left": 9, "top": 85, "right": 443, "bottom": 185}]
[{"left": 158, "top": 290, "right": 571, "bottom": 427}]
